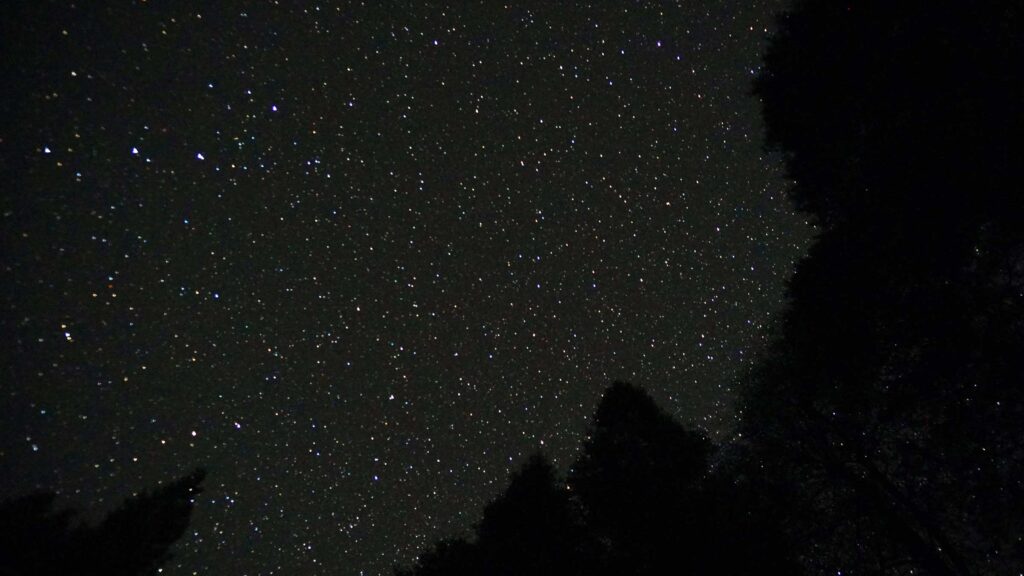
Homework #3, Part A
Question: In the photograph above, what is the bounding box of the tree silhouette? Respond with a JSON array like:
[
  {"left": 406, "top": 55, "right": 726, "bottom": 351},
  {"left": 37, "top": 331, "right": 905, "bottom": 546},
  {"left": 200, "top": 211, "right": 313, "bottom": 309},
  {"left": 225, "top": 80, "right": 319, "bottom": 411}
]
[
  {"left": 570, "top": 382, "right": 799, "bottom": 576},
  {"left": 568, "top": 382, "right": 711, "bottom": 575},
  {"left": 742, "top": 1, "right": 1024, "bottom": 574},
  {"left": 398, "top": 383, "right": 802, "bottom": 576},
  {"left": 0, "top": 492, "right": 77, "bottom": 576},
  {"left": 397, "top": 454, "right": 598, "bottom": 576},
  {"left": 755, "top": 1, "right": 1022, "bottom": 234},
  {"left": 0, "top": 469, "right": 206, "bottom": 576},
  {"left": 476, "top": 453, "right": 599, "bottom": 576}
]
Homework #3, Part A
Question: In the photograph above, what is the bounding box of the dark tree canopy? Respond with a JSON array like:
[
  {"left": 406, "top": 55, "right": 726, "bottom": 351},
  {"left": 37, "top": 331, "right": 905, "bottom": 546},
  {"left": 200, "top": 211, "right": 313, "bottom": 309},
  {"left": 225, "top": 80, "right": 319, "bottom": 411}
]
[
  {"left": 568, "top": 381, "right": 712, "bottom": 536},
  {"left": 568, "top": 382, "right": 712, "bottom": 575},
  {"left": 0, "top": 492, "right": 77, "bottom": 576},
  {"left": 396, "top": 453, "right": 598, "bottom": 576},
  {"left": 476, "top": 453, "right": 599, "bottom": 576},
  {"left": 743, "top": 1, "right": 1024, "bottom": 575},
  {"left": 400, "top": 383, "right": 799, "bottom": 576},
  {"left": 571, "top": 382, "right": 798, "bottom": 576},
  {"left": 0, "top": 469, "right": 206, "bottom": 576},
  {"left": 756, "top": 0, "right": 1023, "bottom": 233}
]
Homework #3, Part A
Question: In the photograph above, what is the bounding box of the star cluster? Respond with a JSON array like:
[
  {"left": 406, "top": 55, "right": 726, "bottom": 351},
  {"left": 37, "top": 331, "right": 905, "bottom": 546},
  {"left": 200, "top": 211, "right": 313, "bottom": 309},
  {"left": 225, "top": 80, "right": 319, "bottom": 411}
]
[{"left": 1, "top": 2, "right": 807, "bottom": 574}]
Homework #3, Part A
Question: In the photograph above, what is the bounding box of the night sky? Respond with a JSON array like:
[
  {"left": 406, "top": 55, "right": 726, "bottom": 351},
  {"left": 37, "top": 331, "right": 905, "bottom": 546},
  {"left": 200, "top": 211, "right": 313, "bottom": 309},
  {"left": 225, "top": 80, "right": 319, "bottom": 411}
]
[{"left": 1, "top": 2, "right": 808, "bottom": 574}]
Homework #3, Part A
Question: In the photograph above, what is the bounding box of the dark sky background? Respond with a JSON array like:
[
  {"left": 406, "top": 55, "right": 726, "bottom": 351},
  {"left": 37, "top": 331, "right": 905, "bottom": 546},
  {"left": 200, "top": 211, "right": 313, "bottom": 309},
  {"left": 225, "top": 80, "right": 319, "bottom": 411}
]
[{"left": 1, "top": 2, "right": 809, "bottom": 574}]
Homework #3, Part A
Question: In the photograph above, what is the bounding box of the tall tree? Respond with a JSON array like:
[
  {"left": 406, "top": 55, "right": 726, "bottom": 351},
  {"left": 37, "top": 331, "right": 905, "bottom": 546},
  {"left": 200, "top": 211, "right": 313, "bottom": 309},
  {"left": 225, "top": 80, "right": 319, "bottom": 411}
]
[
  {"left": 743, "top": 1, "right": 1024, "bottom": 574},
  {"left": 568, "top": 382, "right": 711, "bottom": 575},
  {"left": 570, "top": 382, "right": 799, "bottom": 576}
]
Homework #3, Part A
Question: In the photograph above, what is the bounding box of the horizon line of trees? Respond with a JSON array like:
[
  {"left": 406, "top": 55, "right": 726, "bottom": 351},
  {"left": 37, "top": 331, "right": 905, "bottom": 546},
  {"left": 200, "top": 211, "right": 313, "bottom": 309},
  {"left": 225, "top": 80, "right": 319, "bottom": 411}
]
[
  {"left": 395, "top": 381, "right": 800, "bottom": 576},
  {"left": 2, "top": 0, "right": 1020, "bottom": 574},
  {"left": 397, "top": 1, "right": 1023, "bottom": 574}
]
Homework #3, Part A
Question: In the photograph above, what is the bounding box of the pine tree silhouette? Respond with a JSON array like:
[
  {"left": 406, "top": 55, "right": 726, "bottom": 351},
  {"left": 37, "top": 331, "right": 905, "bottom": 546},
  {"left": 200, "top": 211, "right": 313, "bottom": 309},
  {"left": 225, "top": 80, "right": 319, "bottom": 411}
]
[{"left": 568, "top": 382, "right": 711, "bottom": 575}]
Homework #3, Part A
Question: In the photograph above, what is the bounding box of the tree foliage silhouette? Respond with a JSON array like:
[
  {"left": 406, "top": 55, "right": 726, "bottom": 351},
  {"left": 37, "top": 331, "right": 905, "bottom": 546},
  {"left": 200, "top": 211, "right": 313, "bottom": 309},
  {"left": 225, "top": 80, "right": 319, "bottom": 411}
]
[
  {"left": 400, "top": 383, "right": 799, "bottom": 576},
  {"left": 755, "top": 1, "right": 1021, "bottom": 233},
  {"left": 571, "top": 382, "right": 798, "bottom": 576},
  {"left": 0, "top": 492, "right": 77, "bottom": 576},
  {"left": 742, "top": 1, "right": 1024, "bottom": 574},
  {"left": 568, "top": 382, "right": 711, "bottom": 575},
  {"left": 476, "top": 453, "right": 599, "bottom": 576},
  {"left": 397, "top": 453, "right": 598, "bottom": 576},
  {"left": 0, "top": 468, "right": 206, "bottom": 576}
]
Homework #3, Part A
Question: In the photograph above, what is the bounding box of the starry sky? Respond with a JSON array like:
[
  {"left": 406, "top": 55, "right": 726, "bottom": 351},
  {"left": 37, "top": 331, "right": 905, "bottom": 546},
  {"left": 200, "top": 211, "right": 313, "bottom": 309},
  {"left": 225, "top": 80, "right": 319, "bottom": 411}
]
[{"left": 1, "top": 2, "right": 808, "bottom": 574}]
